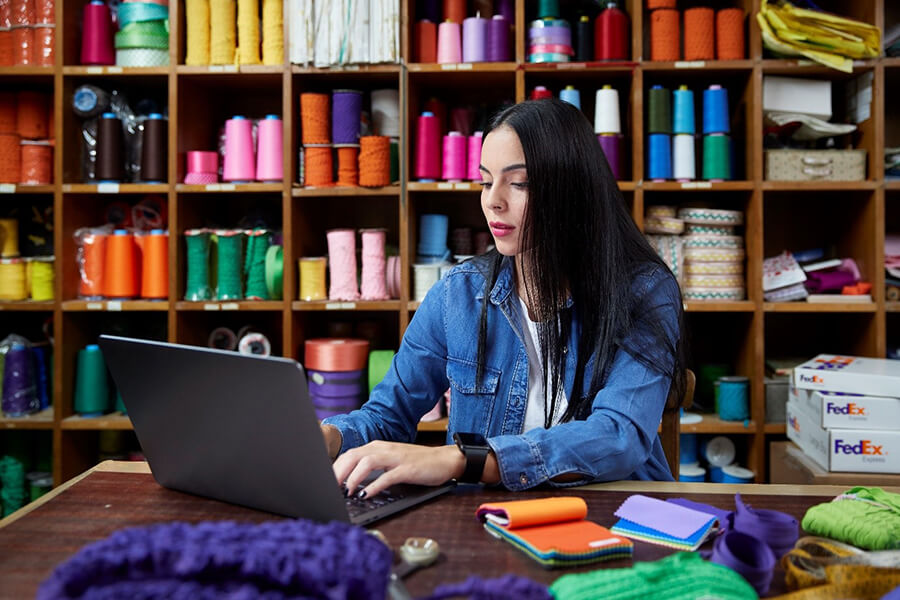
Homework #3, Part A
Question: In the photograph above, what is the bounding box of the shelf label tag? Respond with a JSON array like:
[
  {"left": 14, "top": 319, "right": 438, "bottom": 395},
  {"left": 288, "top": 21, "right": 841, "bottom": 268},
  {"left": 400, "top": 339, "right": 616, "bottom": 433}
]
[
  {"left": 0, "top": 184, "right": 14, "bottom": 193},
  {"left": 107, "top": 66, "right": 123, "bottom": 73},
  {"left": 441, "top": 63, "right": 457, "bottom": 70},
  {"left": 557, "top": 62, "right": 586, "bottom": 70},
  {"left": 86, "top": 66, "right": 103, "bottom": 74},
  {"left": 223, "top": 65, "right": 238, "bottom": 72},
  {"left": 62, "top": 184, "right": 73, "bottom": 192},
  {"left": 675, "top": 61, "right": 705, "bottom": 68},
  {"left": 97, "top": 183, "right": 120, "bottom": 194},
  {"left": 208, "top": 65, "right": 225, "bottom": 72},
  {"left": 87, "top": 302, "right": 104, "bottom": 310},
  {"left": 437, "top": 182, "right": 453, "bottom": 190},
  {"left": 680, "top": 181, "right": 712, "bottom": 189},
  {"left": 457, "top": 63, "right": 472, "bottom": 70},
  {"left": 205, "top": 184, "right": 221, "bottom": 191},
  {"left": 106, "top": 301, "right": 122, "bottom": 311},
  {"left": 341, "top": 302, "right": 357, "bottom": 309},
  {"left": 203, "top": 303, "right": 220, "bottom": 311},
  {"left": 219, "top": 184, "right": 236, "bottom": 191},
  {"left": 221, "top": 302, "right": 239, "bottom": 310},
  {"left": 325, "top": 302, "right": 346, "bottom": 310},
  {"left": 454, "top": 182, "right": 473, "bottom": 190}
]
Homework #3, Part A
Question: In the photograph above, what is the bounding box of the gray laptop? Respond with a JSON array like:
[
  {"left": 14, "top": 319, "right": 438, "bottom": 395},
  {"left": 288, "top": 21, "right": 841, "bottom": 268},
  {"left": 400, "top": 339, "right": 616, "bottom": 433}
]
[{"left": 98, "top": 335, "right": 454, "bottom": 525}]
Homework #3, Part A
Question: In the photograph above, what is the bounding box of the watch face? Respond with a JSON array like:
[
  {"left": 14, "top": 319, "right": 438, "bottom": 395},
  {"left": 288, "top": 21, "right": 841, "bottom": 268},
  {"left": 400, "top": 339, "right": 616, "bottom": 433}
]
[{"left": 454, "top": 432, "right": 488, "bottom": 448}]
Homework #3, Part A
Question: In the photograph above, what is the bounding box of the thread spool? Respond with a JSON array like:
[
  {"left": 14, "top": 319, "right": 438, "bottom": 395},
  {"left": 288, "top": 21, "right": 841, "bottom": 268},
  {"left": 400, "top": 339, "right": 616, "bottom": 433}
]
[
  {"left": 255, "top": 114, "right": 283, "bottom": 182},
  {"left": 184, "top": 150, "right": 218, "bottom": 184},
  {"left": 467, "top": 131, "right": 482, "bottom": 181},
  {"left": 0, "top": 133, "right": 19, "bottom": 183},
  {"left": 16, "top": 91, "right": 48, "bottom": 139},
  {"left": 34, "top": 25, "right": 53, "bottom": 67},
  {"left": 413, "top": 263, "right": 441, "bottom": 301},
  {"left": 12, "top": 25, "right": 34, "bottom": 65},
  {"left": 78, "top": 230, "right": 106, "bottom": 298},
  {"left": 332, "top": 90, "right": 362, "bottom": 145},
  {"left": 300, "top": 93, "right": 330, "bottom": 144},
  {"left": 423, "top": 97, "right": 446, "bottom": 134},
  {"left": 261, "top": 0, "right": 282, "bottom": 65},
  {"left": 721, "top": 465, "right": 753, "bottom": 484},
  {"left": 28, "top": 257, "right": 53, "bottom": 300},
  {"left": 680, "top": 432, "right": 698, "bottom": 464},
  {"left": 671, "top": 87, "right": 695, "bottom": 139},
  {"left": 140, "top": 113, "right": 167, "bottom": 183},
  {"left": 702, "top": 84, "right": 730, "bottom": 134},
  {"left": 236, "top": 332, "right": 271, "bottom": 356},
  {"left": 0, "top": 93, "right": 15, "bottom": 133},
  {"left": 264, "top": 243, "right": 282, "bottom": 300},
  {"left": 304, "top": 145, "right": 333, "bottom": 187},
  {"left": 441, "top": 131, "right": 466, "bottom": 181},
  {"left": 0, "top": 218, "right": 19, "bottom": 257},
  {"left": 415, "top": 111, "right": 441, "bottom": 181},
  {"left": 298, "top": 256, "right": 326, "bottom": 301},
  {"left": 647, "top": 133, "right": 672, "bottom": 180},
  {"left": 647, "top": 85, "right": 671, "bottom": 134},
  {"left": 96, "top": 112, "right": 123, "bottom": 182},
  {"left": 679, "top": 464, "right": 706, "bottom": 483},
  {"left": 702, "top": 435, "right": 736, "bottom": 467},
  {"left": 559, "top": 85, "right": 581, "bottom": 109},
  {"left": 684, "top": 7, "right": 715, "bottom": 61},
  {"left": 73, "top": 344, "right": 111, "bottom": 417},
  {"left": 716, "top": 8, "right": 744, "bottom": 60},
  {"left": 650, "top": 8, "right": 679, "bottom": 61},
  {"left": 385, "top": 254, "right": 400, "bottom": 298},
  {"left": 416, "top": 20, "right": 437, "bottom": 63},
  {"left": 0, "top": 258, "right": 26, "bottom": 300},
  {"left": 336, "top": 146, "right": 358, "bottom": 186},
  {"left": 326, "top": 228, "right": 360, "bottom": 301},
  {"left": 487, "top": 15, "right": 510, "bottom": 62},
  {"left": 437, "top": 20, "right": 461, "bottom": 63},
  {"left": 215, "top": 230, "right": 243, "bottom": 300},
  {"left": 308, "top": 367, "right": 366, "bottom": 419},
  {"left": 360, "top": 228, "right": 388, "bottom": 300},
  {"left": 2, "top": 343, "right": 38, "bottom": 416},
  {"left": 597, "top": 134, "right": 623, "bottom": 180},
  {"left": 223, "top": 116, "right": 255, "bottom": 182},
  {"left": 184, "top": 0, "right": 209, "bottom": 64},
  {"left": 594, "top": 1, "right": 629, "bottom": 60},
  {"left": 208, "top": 326, "right": 237, "bottom": 350},
  {"left": 81, "top": 0, "right": 114, "bottom": 65},
  {"left": 209, "top": 0, "right": 235, "bottom": 64},
  {"left": 182, "top": 229, "right": 211, "bottom": 300},
  {"left": 531, "top": 86, "right": 552, "bottom": 100},
  {"left": 462, "top": 14, "right": 488, "bottom": 63},
  {"left": 371, "top": 89, "right": 399, "bottom": 137},
  {"left": 450, "top": 227, "right": 473, "bottom": 255},
  {"left": 574, "top": 15, "right": 592, "bottom": 62},
  {"left": 442, "top": 0, "right": 464, "bottom": 23},
  {"left": 236, "top": 0, "right": 260, "bottom": 64},
  {"left": 103, "top": 229, "right": 137, "bottom": 298},
  {"left": 72, "top": 84, "right": 110, "bottom": 119},
  {"left": 417, "top": 213, "right": 449, "bottom": 260},
  {"left": 718, "top": 375, "right": 749, "bottom": 421},
  {"left": 359, "top": 136, "right": 390, "bottom": 187},
  {"left": 673, "top": 134, "right": 696, "bottom": 181},
  {"left": 19, "top": 140, "right": 51, "bottom": 184},
  {"left": 305, "top": 338, "right": 369, "bottom": 372},
  {"left": 593, "top": 85, "right": 620, "bottom": 134},
  {"left": 537, "top": 0, "right": 559, "bottom": 18},
  {"left": 702, "top": 134, "right": 731, "bottom": 181},
  {"left": 140, "top": 229, "right": 168, "bottom": 299}
]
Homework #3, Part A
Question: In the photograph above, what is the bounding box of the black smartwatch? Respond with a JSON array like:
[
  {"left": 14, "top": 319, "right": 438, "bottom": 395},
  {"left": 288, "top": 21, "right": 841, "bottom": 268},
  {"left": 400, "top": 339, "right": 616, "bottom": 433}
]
[{"left": 453, "top": 432, "right": 491, "bottom": 484}]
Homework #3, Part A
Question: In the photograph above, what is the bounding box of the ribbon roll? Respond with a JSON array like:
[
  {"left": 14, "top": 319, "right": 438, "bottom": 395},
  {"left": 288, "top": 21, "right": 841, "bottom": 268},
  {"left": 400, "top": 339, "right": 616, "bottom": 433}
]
[{"left": 709, "top": 530, "right": 775, "bottom": 595}]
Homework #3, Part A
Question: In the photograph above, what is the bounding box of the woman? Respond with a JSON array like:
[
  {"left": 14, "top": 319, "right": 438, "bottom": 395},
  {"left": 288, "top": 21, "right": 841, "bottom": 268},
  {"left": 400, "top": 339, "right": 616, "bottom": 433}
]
[{"left": 322, "top": 98, "right": 686, "bottom": 499}]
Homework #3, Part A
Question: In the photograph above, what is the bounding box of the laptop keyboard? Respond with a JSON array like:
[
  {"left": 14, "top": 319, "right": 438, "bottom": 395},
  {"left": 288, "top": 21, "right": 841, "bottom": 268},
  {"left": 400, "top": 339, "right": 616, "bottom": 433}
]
[{"left": 344, "top": 487, "right": 406, "bottom": 519}]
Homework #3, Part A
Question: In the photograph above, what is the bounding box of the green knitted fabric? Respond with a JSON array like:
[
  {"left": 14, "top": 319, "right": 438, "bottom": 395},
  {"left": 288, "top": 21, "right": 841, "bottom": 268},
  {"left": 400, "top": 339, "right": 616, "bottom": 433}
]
[
  {"left": 802, "top": 487, "right": 900, "bottom": 551},
  {"left": 0, "top": 455, "right": 27, "bottom": 517},
  {"left": 550, "top": 552, "right": 758, "bottom": 600}
]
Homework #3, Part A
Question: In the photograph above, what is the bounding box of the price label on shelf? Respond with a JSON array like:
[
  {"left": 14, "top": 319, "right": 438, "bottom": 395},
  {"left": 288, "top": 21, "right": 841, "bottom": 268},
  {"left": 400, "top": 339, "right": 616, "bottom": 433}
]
[
  {"left": 457, "top": 63, "right": 472, "bottom": 70},
  {"left": 680, "top": 181, "right": 712, "bottom": 189},
  {"left": 454, "top": 183, "right": 473, "bottom": 191},
  {"left": 0, "top": 184, "right": 15, "bottom": 193},
  {"left": 205, "top": 184, "right": 221, "bottom": 191},
  {"left": 558, "top": 63, "right": 586, "bottom": 70},
  {"left": 325, "top": 302, "right": 357, "bottom": 310},
  {"left": 437, "top": 182, "right": 453, "bottom": 190},
  {"left": 223, "top": 65, "right": 238, "bottom": 72},
  {"left": 203, "top": 303, "right": 220, "bottom": 311},
  {"left": 675, "top": 61, "right": 706, "bottom": 69},
  {"left": 107, "top": 67, "right": 123, "bottom": 73},
  {"left": 106, "top": 301, "right": 122, "bottom": 311},
  {"left": 221, "top": 302, "right": 239, "bottom": 310},
  {"left": 440, "top": 64, "right": 457, "bottom": 71},
  {"left": 86, "top": 302, "right": 104, "bottom": 310},
  {"left": 86, "top": 66, "right": 103, "bottom": 74},
  {"left": 219, "top": 184, "right": 236, "bottom": 191},
  {"left": 208, "top": 65, "right": 225, "bottom": 72},
  {"left": 97, "top": 183, "right": 120, "bottom": 193}
]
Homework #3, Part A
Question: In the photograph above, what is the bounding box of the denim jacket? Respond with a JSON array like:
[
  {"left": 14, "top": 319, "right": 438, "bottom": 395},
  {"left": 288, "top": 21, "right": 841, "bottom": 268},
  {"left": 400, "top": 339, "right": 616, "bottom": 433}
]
[{"left": 324, "top": 255, "right": 681, "bottom": 490}]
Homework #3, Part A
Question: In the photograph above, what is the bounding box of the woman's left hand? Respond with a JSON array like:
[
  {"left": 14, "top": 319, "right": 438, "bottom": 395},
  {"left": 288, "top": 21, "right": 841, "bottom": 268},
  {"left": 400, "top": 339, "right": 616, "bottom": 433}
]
[{"left": 332, "top": 441, "right": 465, "bottom": 499}]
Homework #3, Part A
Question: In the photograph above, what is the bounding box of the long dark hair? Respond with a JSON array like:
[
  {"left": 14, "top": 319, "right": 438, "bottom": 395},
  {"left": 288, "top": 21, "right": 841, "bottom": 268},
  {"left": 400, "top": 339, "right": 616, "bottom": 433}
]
[{"left": 476, "top": 99, "right": 686, "bottom": 426}]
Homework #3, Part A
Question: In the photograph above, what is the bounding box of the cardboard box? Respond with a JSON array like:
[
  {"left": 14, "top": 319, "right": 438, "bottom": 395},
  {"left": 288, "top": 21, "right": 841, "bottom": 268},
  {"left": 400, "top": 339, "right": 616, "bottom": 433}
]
[
  {"left": 786, "top": 400, "right": 900, "bottom": 473},
  {"left": 769, "top": 441, "right": 900, "bottom": 487},
  {"left": 792, "top": 354, "right": 900, "bottom": 398},
  {"left": 763, "top": 76, "right": 832, "bottom": 120},
  {"left": 791, "top": 386, "right": 900, "bottom": 431},
  {"left": 765, "top": 149, "right": 866, "bottom": 182}
]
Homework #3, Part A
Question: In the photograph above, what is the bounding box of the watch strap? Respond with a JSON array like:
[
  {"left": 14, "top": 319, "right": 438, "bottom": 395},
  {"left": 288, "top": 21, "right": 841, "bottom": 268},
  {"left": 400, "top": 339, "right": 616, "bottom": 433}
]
[{"left": 459, "top": 444, "right": 490, "bottom": 484}]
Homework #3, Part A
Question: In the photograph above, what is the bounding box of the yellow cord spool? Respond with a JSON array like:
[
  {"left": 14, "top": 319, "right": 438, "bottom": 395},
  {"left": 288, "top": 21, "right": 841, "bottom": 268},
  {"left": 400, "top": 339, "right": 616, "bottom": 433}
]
[
  {"left": 298, "top": 257, "right": 326, "bottom": 301},
  {"left": 0, "top": 218, "right": 19, "bottom": 257},
  {"left": 28, "top": 257, "right": 54, "bottom": 301},
  {"left": 261, "top": 0, "right": 283, "bottom": 65},
  {"left": 209, "top": 0, "right": 236, "bottom": 65},
  {"left": 0, "top": 258, "right": 27, "bottom": 300},
  {"left": 237, "top": 0, "right": 261, "bottom": 65},
  {"left": 184, "top": 0, "right": 210, "bottom": 65}
]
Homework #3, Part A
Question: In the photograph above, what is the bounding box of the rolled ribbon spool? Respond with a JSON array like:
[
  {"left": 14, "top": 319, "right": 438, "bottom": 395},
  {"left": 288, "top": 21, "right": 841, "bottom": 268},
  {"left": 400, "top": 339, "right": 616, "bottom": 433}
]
[
  {"left": 308, "top": 369, "right": 366, "bottom": 419},
  {"left": 298, "top": 256, "right": 326, "bottom": 301},
  {"left": 223, "top": 116, "right": 255, "bottom": 182},
  {"left": 358, "top": 136, "right": 390, "bottom": 187},
  {"left": 34, "top": 25, "right": 54, "bottom": 67},
  {"left": 650, "top": 8, "right": 678, "bottom": 61},
  {"left": 417, "top": 213, "right": 450, "bottom": 260},
  {"left": 709, "top": 530, "right": 775, "bottom": 596},
  {"left": 716, "top": 8, "right": 744, "bottom": 60},
  {"left": 96, "top": 112, "right": 124, "bottom": 182},
  {"left": 208, "top": 326, "right": 238, "bottom": 350},
  {"left": 647, "top": 133, "right": 672, "bottom": 180},
  {"left": 593, "top": 85, "right": 620, "bottom": 134},
  {"left": 462, "top": 14, "right": 488, "bottom": 63},
  {"left": 140, "top": 229, "right": 168, "bottom": 299},
  {"left": 255, "top": 114, "right": 283, "bottom": 182},
  {"left": 487, "top": 15, "right": 510, "bottom": 62},
  {"left": 336, "top": 145, "right": 358, "bottom": 186},
  {"left": 413, "top": 263, "right": 441, "bottom": 302},
  {"left": 0, "top": 93, "right": 16, "bottom": 133},
  {"left": 0, "top": 258, "right": 27, "bottom": 300},
  {"left": 103, "top": 229, "right": 138, "bottom": 298},
  {"left": 559, "top": 85, "right": 581, "bottom": 109},
  {"left": 702, "top": 85, "right": 730, "bottom": 134},
  {"left": 702, "top": 435, "right": 736, "bottom": 467},
  {"left": 645, "top": 205, "right": 677, "bottom": 218},
  {"left": 684, "top": 7, "right": 715, "bottom": 61},
  {"left": 441, "top": 131, "right": 466, "bottom": 181},
  {"left": 326, "top": 228, "right": 360, "bottom": 301},
  {"left": 300, "top": 93, "right": 330, "bottom": 145},
  {"left": 305, "top": 338, "right": 370, "bottom": 372},
  {"left": 385, "top": 254, "right": 401, "bottom": 298},
  {"left": 0, "top": 218, "right": 19, "bottom": 257},
  {"left": 415, "top": 111, "right": 441, "bottom": 181},
  {"left": 594, "top": 0, "right": 629, "bottom": 60},
  {"left": 28, "top": 257, "right": 54, "bottom": 301},
  {"left": 531, "top": 86, "right": 552, "bottom": 100},
  {"left": 264, "top": 244, "right": 282, "bottom": 300},
  {"left": 360, "top": 228, "right": 389, "bottom": 300},
  {"left": 416, "top": 19, "right": 437, "bottom": 62},
  {"left": 184, "top": 150, "right": 218, "bottom": 184},
  {"left": 73, "top": 344, "right": 110, "bottom": 417},
  {"left": 597, "top": 134, "right": 623, "bottom": 180},
  {"left": 702, "top": 134, "right": 731, "bottom": 181},
  {"left": 183, "top": 229, "right": 212, "bottom": 301},
  {"left": 81, "top": 0, "right": 115, "bottom": 65},
  {"left": 367, "top": 349, "right": 395, "bottom": 393},
  {"left": 0, "top": 133, "right": 20, "bottom": 183},
  {"left": 16, "top": 91, "right": 49, "bottom": 139},
  {"left": 680, "top": 433, "right": 698, "bottom": 464},
  {"left": 467, "top": 131, "right": 482, "bottom": 181},
  {"left": 332, "top": 90, "right": 362, "bottom": 145},
  {"left": 78, "top": 229, "right": 106, "bottom": 298},
  {"left": 238, "top": 332, "right": 271, "bottom": 356},
  {"left": 679, "top": 464, "right": 706, "bottom": 483},
  {"left": 304, "top": 145, "right": 334, "bottom": 187},
  {"left": 140, "top": 113, "right": 167, "bottom": 182},
  {"left": 184, "top": 0, "right": 210, "bottom": 65},
  {"left": 718, "top": 375, "right": 749, "bottom": 421},
  {"left": 721, "top": 465, "right": 754, "bottom": 484},
  {"left": 436, "top": 20, "right": 461, "bottom": 63}
]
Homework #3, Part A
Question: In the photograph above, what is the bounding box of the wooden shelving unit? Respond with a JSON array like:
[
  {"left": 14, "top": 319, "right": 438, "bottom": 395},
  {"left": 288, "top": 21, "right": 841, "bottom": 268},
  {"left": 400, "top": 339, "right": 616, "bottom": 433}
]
[{"left": 1, "top": 0, "right": 896, "bottom": 485}]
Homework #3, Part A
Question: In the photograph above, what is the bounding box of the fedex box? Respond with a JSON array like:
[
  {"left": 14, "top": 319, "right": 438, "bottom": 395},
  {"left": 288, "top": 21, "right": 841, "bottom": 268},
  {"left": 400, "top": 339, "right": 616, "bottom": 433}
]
[
  {"left": 791, "top": 387, "right": 900, "bottom": 431},
  {"left": 786, "top": 400, "right": 900, "bottom": 473},
  {"left": 792, "top": 355, "right": 900, "bottom": 398}
]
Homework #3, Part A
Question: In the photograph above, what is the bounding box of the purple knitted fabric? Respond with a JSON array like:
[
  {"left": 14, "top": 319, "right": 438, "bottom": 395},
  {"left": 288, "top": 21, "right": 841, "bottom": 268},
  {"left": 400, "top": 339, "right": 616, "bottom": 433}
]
[
  {"left": 37, "top": 519, "right": 392, "bottom": 600},
  {"left": 419, "top": 575, "right": 552, "bottom": 600}
]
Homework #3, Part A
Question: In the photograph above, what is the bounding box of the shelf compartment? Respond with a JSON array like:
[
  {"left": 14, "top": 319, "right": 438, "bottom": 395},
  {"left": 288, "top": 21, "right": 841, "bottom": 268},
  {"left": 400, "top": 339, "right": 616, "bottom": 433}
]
[
  {"left": 685, "top": 312, "right": 756, "bottom": 413},
  {"left": 765, "top": 312, "right": 879, "bottom": 362},
  {"left": 174, "top": 310, "right": 283, "bottom": 355},
  {"left": 292, "top": 310, "right": 400, "bottom": 363},
  {"left": 641, "top": 0, "right": 753, "bottom": 65},
  {"left": 0, "top": 408, "right": 54, "bottom": 430}
]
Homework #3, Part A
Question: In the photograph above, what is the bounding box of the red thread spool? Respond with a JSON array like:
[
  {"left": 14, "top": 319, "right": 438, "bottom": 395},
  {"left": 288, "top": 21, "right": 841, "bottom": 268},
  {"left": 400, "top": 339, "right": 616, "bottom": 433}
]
[
  {"left": 416, "top": 20, "right": 437, "bottom": 62},
  {"left": 336, "top": 145, "right": 359, "bottom": 186},
  {"left": 423, "top": 97, "right": 446, "bottom": 135},
  {"left": 646, "top": 0, "right": 675, "bottom": 7},
  {"left": 16, "top": 91, "right": 48, "bottom": 139},
  {"left": 0, "top": 30, "right": 13, "bottom": 66},
  {"left": 442, "top": 0, "right": 464, "bottom": 24},
  {"left": 0, "top": 133, "right": 20, "bottom": 183},
  {"left": 19, "top": 140, "right": 51, "bottom": 184},
  {"left": 140, "top": 230, "right": 168, "bottom": 299},
  {"left": 594, "top": 1, "right": 629, "bottom": 60},
  {"left": 103, "top": 230, "right": 138, "bottom": 298},
  {"left": 716, "top": 9, "right": 745, "bottom": 60},
  {"left": 530, "top": 86, "right": 552, "bottom": 100},
  {"left": 650, "top": 8, "right": 679, "bottom": 61},
  {"left": 80, "top": 0, "right": 114, "bottom": 65},
  {"left": 79, "top": 231, "right": 106, "bottom": 298},
  {"left": 415, "top": 111, "right": 441, "bottom": 181},
  {"left": 12, "top": 25, "right": 33, "bottom": 65},
  {"left": 684, "top": 7, "right": 715, "bottom": 61},
  {"left": 304, "top": 338, "right": 370, "bottom": 372}
]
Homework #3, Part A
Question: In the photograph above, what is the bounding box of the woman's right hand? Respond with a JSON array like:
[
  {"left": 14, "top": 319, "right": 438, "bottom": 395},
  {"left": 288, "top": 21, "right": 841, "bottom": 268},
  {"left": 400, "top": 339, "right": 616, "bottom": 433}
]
[{"left": 320, "top": 424, "right": 342, "bottom": 460}]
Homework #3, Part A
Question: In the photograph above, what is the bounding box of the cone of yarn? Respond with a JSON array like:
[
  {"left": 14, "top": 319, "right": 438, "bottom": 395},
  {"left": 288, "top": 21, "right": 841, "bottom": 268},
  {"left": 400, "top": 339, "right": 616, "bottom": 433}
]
[
  {"left": 81, "top": 0, "right": 115, "bottom": 65},
  {"left": 16, "top": 91, "right": 48, "bottom": 139},
  {"left": 684, "top": 7, "right": 715, "bottom": 61},
  {"left": 255, "top": 114, "right": 283, "bottom": 182},
  {"left": 79, "top": 230, "right": 106, "bottom": 298},
  {"left": 209, "top": 0, "right": 235, "bottom": 64},
  {"left": 300, "top": 93, "right": 330, "bottom": 144},
  {"left": 336, "top": 146, "right": 358, "bottom": 186},
  {"left": 19, "top": 141, "right": 52, "bottom": 184},
  {"left": 359, "top": 136, "right": 390, "bottom": 187},
  {"left": 437, "top": 21, "right": 461, "bottom": 63},
  {"left": 140, "top": 229, "right": 168, "bottom": 299},
  {"left": 650, "top": 8, "right": 679, "bottom": 61},
  {"left": 326, "top": 228, "right": 360, "bottom": 301},
  {"left": 647, "top": 0, "right": 675, "bottom": 7},
  {"left": 73, "top": 344, "right": 110, "bottom": 416},
  {"left": 103, "top": 230, "right": 138, "bottom": 298},
  {"left": 443, "top": 0, "right": 464, "bottom": 24},
  {"left": 441, "top": 131, "right": 466, "bottom": 181},
  {"left": 716, "top": 9, "right": 744, "bottom": 60},
  {"left": 184, "top": 0, "right": 210, "bottom": 64},
  {"left": 416, "top": 20, "right": 437, "bottom": 62},
  {"left": 467, "top": 131, "right": 482, "bottom": 181},
  {"left": 223, "top": 116, "right": 255, "bottom": 181},
  {"left": 304, "top": 146, "right": 333, "bottom": 186},
  {"left": 360, "top": 228, "right": 388, "bottom": 300}
]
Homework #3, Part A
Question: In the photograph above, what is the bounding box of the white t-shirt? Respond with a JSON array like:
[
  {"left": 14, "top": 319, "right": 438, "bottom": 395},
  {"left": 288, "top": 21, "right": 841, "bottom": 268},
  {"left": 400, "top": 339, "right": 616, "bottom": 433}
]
[{"left": 519, "top": 296, "right": 569, "bottom": 432}]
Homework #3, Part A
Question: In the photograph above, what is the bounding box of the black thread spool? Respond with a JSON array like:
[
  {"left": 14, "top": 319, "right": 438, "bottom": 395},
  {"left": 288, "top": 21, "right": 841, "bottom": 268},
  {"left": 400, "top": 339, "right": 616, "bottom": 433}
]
[
  {"left": 575, "top": 15, "right": 593, "bottom": 62},
  {"left": 95, "top": 112, "right": 124, "bottom": 182},
  {"left": 72, "top": 84, "right": 110, "bottom": 119},
  {"left": 141, "top": 113, "right": 167, "bottom": 183}
]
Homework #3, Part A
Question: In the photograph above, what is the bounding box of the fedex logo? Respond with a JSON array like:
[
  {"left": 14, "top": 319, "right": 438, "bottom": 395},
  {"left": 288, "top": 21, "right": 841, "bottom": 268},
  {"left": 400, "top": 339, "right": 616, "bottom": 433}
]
[
  {"left": 789, "top": 416, "right": 800, "bottom": 432},
  {"left": 799, "top": 374, "right": 824, "bottom": 384},
  {"left": 834, "top": 439, "right": 883, "bottom": 455},
  {"left": 826, "top": 402, "right": 866, "bottom": 416}
]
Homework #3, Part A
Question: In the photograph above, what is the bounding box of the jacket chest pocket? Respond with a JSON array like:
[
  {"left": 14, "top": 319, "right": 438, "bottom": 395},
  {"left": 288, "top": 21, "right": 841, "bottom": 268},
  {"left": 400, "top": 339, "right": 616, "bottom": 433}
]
[{"left": 446, "top": 357, "right": 501, "bottom": 432}]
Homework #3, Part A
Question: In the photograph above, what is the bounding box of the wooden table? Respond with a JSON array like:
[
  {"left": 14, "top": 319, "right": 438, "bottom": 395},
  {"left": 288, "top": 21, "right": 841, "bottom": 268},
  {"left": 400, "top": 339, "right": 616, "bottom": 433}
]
[{"left": 2, "top": 461, "right": 895, "bottom": 599}]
